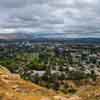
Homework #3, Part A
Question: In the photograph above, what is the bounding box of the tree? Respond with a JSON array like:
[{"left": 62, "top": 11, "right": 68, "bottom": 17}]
[{"left": 90, "top": 70, "right": 96, "bottom": 81}]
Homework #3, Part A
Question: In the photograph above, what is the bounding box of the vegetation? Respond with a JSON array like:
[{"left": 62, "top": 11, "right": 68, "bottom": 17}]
[{"left": 0, "top": 41, "right": 99, "bottom": 94}]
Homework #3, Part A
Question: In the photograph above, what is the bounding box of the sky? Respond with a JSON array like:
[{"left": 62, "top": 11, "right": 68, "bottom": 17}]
[{"left": 0, "top": 0, "right": 100, "bottom": 38}]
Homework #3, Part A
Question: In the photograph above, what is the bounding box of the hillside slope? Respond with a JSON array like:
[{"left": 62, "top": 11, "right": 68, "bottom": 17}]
[
  {"left": 0, "top": 66, "right": 100, "bottom": 100},
  {"left": 0, "top": 66, "right": 80, "bottom": 100}
]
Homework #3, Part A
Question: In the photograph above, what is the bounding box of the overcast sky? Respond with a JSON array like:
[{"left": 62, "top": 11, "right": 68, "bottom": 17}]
[{"left": 0, "top": 0, "right": 100, "bottom": 37}]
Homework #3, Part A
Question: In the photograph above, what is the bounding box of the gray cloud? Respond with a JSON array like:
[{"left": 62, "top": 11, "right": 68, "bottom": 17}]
[{"left": 0, "top": 0, "right": 100, "bottom": 37}]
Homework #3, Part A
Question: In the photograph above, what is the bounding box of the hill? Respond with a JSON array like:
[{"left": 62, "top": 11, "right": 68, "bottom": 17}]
[
  {"left": 0, "top": 66, "right": 100, "bottom": 100},
  {"left": 0, "top": 66, "right": 80, "bottom": 100}
]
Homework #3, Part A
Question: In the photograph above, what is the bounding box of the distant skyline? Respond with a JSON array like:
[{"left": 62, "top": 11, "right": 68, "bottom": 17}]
[{"left": 0, "top": 0, "right": 100, "bottom": 38}]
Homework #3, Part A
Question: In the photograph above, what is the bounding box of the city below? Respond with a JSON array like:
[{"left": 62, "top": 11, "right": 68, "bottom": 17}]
[{"left": 0, "top": 38, "right": 100, "bottom": 100}]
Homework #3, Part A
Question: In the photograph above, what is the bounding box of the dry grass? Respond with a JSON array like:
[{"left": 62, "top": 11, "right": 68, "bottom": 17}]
[
  {"left": 0, "top": 66, "right": 100, "bottom": 100},
  {"left": 0, "top": 66, "right": 68, "bottom": 100}
]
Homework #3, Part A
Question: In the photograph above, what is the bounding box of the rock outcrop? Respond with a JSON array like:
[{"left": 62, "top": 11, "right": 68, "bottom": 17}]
[
  {"left": 0, "top": 66, "right": 100, "bottom": 100},
  {"left": 0, "top": 66, "right": 71, "bottom": 100}
]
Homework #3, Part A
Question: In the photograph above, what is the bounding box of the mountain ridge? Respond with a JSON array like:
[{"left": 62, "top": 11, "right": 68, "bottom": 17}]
[{"left": 0, "top": 33, "right": 100, "bottom": 44}]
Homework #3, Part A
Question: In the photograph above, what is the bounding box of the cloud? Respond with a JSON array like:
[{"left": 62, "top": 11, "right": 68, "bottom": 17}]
[{"left": 0, "top": 0, "right": 100, "bottom": 37}]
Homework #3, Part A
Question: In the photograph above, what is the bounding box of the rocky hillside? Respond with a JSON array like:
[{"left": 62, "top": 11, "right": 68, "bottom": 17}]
[
  {"left": 0, "top": 66, "right": 100, "bottom": 100},
  {"left": 0, "top": 66, "right": 80, "bottom": 100}
]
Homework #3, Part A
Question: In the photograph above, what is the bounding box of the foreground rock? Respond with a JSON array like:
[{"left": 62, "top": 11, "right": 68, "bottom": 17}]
[
  {"left": 0, "top": 66, "right": 100, "bottom": 100},
  {"left": 0, "top": 66, "right": 81, "bottom": 100}
]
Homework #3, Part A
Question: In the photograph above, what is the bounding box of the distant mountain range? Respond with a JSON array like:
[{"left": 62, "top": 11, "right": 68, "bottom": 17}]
[
  {"left": 0, "top": 33, "right": 33, "bottom": 40},
  {"left": 0, "top": 33, "right": 100, "bottom": 44}
]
